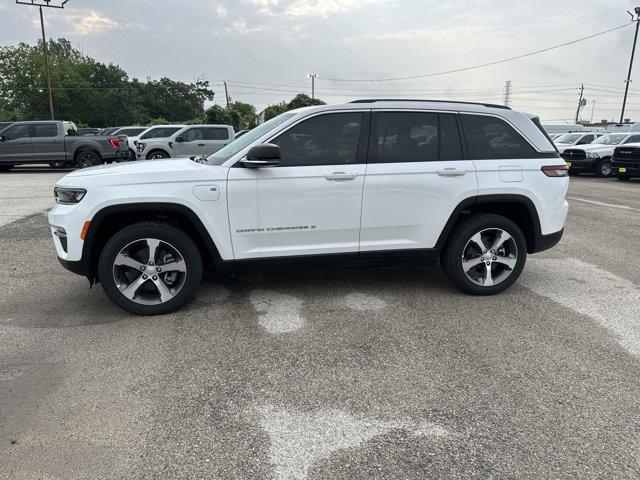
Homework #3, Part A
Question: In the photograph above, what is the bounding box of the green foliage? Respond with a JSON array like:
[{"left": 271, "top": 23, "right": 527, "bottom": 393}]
[
  {"left": 262, "top": 94, "right": 326, "bottom": 121},
  {"left": 204, "top": 101, "right": 257, "bottom": 131},
  {"left": 148, "top": 117, "right": 169, "bottom": 126},
  {"left": 263, "top": 102, "right": 289, "bottom": 121},
  {"left": 0, "top": 38, "right": 214, "bottom": 127}
]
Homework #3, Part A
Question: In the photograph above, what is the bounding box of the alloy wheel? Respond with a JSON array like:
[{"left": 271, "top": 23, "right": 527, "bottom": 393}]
[
  {"left": 461, "top": 228, "right": 518, "bottom": 287},
  {"left": 76, "top": 151, "right": 100, "bottom": 168},
  {"left": 112, "top": 238, "right": 187, "bottom": 305}
]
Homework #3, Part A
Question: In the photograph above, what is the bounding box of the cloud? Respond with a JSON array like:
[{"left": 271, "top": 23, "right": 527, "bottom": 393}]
[
  {"left": 66, "top": 11, "right": 119, "bottom": 37},
  {"left": 284, "top": 0, "right": 379, "bottom": 17}
]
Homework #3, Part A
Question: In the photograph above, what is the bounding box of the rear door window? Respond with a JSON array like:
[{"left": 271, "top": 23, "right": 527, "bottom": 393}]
[
  {"left": 624, "top": 135, "right": 640, "bottom": 144},
  {"left": 205, "top": 127, "right": 229, "bottom": 140},
  {"left": 370, "top": 112, "right": 463, "bottom": 163},
  {"left": 33, "top": 123, "right": 58, "bottom": 137},
  {"left": 461, "top": 114, "right": 536, "bottom": 159}
]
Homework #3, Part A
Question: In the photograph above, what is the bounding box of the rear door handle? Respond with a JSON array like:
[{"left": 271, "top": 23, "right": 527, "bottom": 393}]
[
  {"left": 437, "top": 168, "right": 466, "bottom": 177},
  {"left": 324, "top": 172, "right": 357, "bottom": 181}
]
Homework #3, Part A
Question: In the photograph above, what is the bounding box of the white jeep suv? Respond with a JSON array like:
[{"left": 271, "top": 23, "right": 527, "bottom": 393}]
[{"left": 49, "top": 100, "right": 569, "bottom": 315}]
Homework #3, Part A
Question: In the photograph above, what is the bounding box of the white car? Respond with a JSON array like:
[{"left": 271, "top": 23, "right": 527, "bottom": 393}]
[
  {"left": 125, "top": 125, "right": 186, "bottom": 161},
  {"left": 49, "top": 100, "right": 569, "bottom": 315},
  {"left": 137, "top": 125, "right": 235, "bottom": 160},
  {"left": 561, "top": 132, "right": 640, "bottom": 177},
  {"left": 553, "top": 132, "right": 603, "bottom": 153}
]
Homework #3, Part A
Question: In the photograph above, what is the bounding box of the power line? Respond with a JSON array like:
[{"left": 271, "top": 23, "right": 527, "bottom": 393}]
[{"left": 319, "top": 23, "right": 633, "bottom": 82}]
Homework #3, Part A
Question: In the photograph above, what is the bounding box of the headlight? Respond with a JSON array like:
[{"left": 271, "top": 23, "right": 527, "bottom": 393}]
[
  {"left": 586, "top": 152, "right": 600, "bottom": 158},
  {"left": 137, "top": 142, "right": 145, "bottom": 152},
  {"left": 54, "top": 187, "right": 87, "bottom": 204}
]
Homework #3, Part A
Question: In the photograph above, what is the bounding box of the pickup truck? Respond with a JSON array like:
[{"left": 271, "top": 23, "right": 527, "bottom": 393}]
[
  {"left": 0, "top": 120, "right": 128, "bottom": 171},
  {"left": 611, "top": 144, "right": 640, "bottom": 180},
  {"left": 560, "top": 132, "right": 640, "bottom": 177}
]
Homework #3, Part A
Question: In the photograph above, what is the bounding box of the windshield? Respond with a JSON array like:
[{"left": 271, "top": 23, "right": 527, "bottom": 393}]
[
  {"left": 207, "top": 112, "right": 297, "bottom": 165},
  {"left": 555, "top": 133, "right": 581, "bottom": 144},
  {"left": 594, "top": 134, "right": 626, "bottom": 145}
]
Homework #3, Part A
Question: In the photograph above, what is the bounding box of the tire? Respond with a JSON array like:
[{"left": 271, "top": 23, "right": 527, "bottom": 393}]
[
  {"left": 75, "top": 149, "right": 102, "bottom": 168},
  {"left": 442, "top": 214, "right": 527, "bottom": 295},
  {"left": 0, "top": 164, "right": 14, "bottom": 172},
  {"left": 147, "top": 149, "right": 169, "bottom": 160},
  {"left": 98, "top": 222, "right": 203, "bottom": 315},
  {"left": 617, "top": 175, "right": 631, "bottom": 181},
  {"left": 595, "top": 158, "right": 613, "bottom": 178}
]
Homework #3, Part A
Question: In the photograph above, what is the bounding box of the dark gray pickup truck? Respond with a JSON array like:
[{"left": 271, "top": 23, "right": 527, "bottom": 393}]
[{"left": 0, "top": 120, "right": 128, "bottom": 171}]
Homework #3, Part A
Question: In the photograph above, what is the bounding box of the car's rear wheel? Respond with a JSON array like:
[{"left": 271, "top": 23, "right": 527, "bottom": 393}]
[
  {"left": 0, "top": 164, "right": 14, "bottom": 172},
  {"left": 98, "top": 222, "right": 203, "bottom": 315},
  {"left": 75, "top": 149, "right": 102, "bottom": 168},
  {"left": 147, "top": 150, "right": 169, "bottom": 160},
  {"left": 595, "top": 158, "right": 612, "bottom": 177},
  {"left": 442, "top": 214, "right": 527, "bottom": 295}
]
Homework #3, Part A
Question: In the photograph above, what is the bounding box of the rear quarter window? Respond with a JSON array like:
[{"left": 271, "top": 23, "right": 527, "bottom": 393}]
[{"left": 462, "top": 114, "right": 537, "bottom": 159}]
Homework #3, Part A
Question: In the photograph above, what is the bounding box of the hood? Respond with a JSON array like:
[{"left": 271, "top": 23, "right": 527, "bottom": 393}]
[
  {"left": 57, "top": 158, "right": 227, "bottom": 187},
  {"left": 564, "top": 143, "right": 617, "bottom": 154}
]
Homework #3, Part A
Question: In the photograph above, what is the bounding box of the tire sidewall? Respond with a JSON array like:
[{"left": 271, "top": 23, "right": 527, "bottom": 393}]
[
  {"left": 98, "top": 223, "right": 203, "bottom": 315},
  {"left": 596, "top": 158, "right": 612, "bottom": 177},
  {"left": 148, "top": 150, "right": 169, "bottom": 159},
  {"left": 76, "top": 149, "right": 101, "bottom": 168},
  {"left": 444, "top": 214, "right": 527, "bottom": 295}
]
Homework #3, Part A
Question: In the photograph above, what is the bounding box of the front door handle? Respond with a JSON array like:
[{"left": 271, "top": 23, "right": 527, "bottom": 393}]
[
  {"left": 437, "top": 168, "right": 466, "bottom": 177},
  {"left": 197, "top": 143, "right": 205, "bottom": 146},
  {"left": 324, "top": 172, "right": 357, "bottom": 181}
]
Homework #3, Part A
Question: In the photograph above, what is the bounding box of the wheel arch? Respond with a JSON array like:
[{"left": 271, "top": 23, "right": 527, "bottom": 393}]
[
  {"left": 436, "top": 194, "right": 543, "bottom": 254},
  {"left": 82, "top": 202, "right": 222, "bottom": 284},
  {"left": 146, "top": 147, "right": 171, "bottom": 158}
]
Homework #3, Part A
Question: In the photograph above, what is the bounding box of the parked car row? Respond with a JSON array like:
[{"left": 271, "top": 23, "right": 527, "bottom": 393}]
[
  {"left": 0, "top": 121, "right": 236, "bottom": 169},
  {"left": 557, "top": 132, "right": 640, "bottom": 178},
  {"left": 0, "top": 120, "right": 128, "bottom": 171}
]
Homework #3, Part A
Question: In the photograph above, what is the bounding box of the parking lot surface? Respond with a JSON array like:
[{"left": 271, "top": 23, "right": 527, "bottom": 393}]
[{"left": 1, "top": 170, "right": 640, "bottom": 479}]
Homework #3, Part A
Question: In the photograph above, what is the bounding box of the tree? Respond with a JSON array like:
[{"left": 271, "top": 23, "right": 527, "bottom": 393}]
[
  {"left": 288, "top": 93, "right": 326, "bottom": 110},
  {"left": 0, "top": 38, "right": 214, "bottom": 127},
  {"left": 262, "top": 94, "right": 326, "bottom": 122},
  {"left": 263, "top": 102, "right": 289, "bottom": 121},
  {"left": 204, "top": 101, "right": 257, "bottom": 131}
]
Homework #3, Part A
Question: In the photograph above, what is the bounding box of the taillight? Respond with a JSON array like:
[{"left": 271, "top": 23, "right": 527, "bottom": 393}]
[
  {"left": 541, "top": 165, "right": 569, "bottom": 177},
  {"left": 107, "top": 138, "right": 120, "bottom": 150}
]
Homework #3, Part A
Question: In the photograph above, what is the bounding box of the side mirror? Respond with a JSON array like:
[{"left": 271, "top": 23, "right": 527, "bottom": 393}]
[
  {"left": 175, "top": 136, "right": 185, "bottom": 143},
  {"left": 241, "top": 143, "right": 281, "bottom": 168}
]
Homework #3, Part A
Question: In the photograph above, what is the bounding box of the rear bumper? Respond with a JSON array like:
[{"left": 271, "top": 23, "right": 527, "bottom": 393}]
[{"left": 532, "top": 228, "right": 564, "bottom": 254}]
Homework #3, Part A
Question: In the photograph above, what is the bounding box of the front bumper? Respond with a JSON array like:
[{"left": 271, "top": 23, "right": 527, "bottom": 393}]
[
  {"left": 532, "top": 228, "right": 564, "bottom": 254},
  {"left": 565, "top": 158, "right": 600, "bottom": 173},
  {"left": 611, "top": 160, "right": 640, "bottom": 177}
]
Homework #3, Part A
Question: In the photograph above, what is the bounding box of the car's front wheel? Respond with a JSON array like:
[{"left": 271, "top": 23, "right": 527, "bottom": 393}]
[
  {"left": 442, "top": 214, "right": 527, "bottom": 295},
  {"left": 98, "top": 222, "right": 203, "bottom": 315},
  {"left": 595, "top": 158, "right": 613, "bottom": 177}
]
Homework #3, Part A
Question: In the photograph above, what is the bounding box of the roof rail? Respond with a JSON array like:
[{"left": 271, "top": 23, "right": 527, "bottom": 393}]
[{"left": 348, "top": 99, "right": 511, "bottom": 110}]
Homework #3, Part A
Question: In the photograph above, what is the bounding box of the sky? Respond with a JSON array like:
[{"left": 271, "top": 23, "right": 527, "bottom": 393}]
[{"left": 1, "top": 0, "right": 639, "bottom": 123}]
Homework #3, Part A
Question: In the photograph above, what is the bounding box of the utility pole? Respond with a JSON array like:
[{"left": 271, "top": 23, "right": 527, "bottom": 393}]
[
  {"left": 223, "top": 81, "right": 230, "bottom": 107},
  {"left": 308, "top": 74, "right": 318, "bottom": 99},
  {"left": 16, "top": 1, "right": 70, "bottom": 120},
  {"left": 621, "top": 7, "right": 640, "bottom": 124},
  {"left": 502, "top": 80, "right": 512, "bottom": 107},
  {"left": 575, "top": 83, "right": 585, "bottom": 123}
]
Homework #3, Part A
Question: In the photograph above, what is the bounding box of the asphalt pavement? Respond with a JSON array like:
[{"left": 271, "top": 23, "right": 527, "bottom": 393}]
[{"left": 1, "top": 169, "right": 640, "bottom": 479}]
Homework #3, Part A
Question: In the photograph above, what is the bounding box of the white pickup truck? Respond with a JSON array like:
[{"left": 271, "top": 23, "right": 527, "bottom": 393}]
[
  {"left": 137, "top": 125, "right": 235, "bottom": 160},
  {"left": 561, "top": 132, "right": 640, "bottom": 177}
]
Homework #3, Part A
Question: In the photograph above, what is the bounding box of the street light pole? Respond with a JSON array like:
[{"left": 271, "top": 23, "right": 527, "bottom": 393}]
[
  {"left": 15, "top": 0, "right": 71, "bottom": 120},
  {"left": 39, "top": 6, "right": 54, "bottom": 120},
  {"left": 620, "top": 8, "right": 640, "bottom": 124},
  {"left": 308, "top": 74, "right": 318, "bottom": 99}
]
